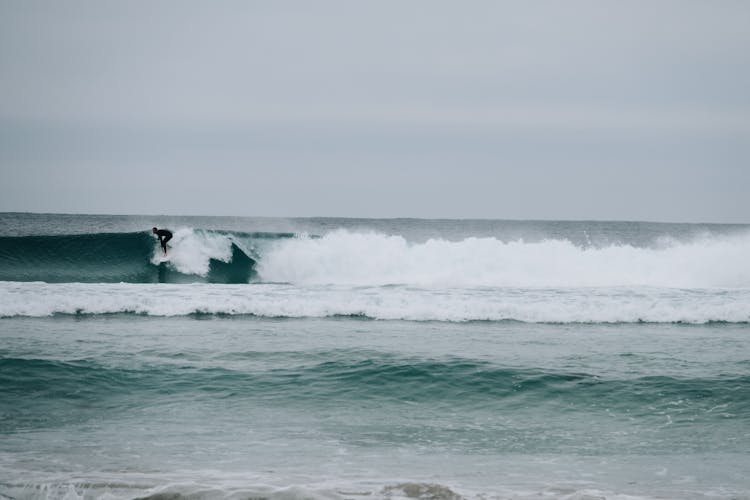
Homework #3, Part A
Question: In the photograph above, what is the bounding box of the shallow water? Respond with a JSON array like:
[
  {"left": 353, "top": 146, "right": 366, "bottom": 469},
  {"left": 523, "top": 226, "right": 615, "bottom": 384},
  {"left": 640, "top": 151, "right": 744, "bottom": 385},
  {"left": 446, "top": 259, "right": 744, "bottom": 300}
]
[{"left": 2, "top": 316, "right": 749, "bottom": 499}]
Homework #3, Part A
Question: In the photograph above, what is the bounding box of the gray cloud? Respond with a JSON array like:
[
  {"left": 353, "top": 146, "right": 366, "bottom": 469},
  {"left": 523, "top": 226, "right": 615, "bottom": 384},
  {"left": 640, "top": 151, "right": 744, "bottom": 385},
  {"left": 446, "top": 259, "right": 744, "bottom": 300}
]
[{"left": 1, "top": 1, "right": 749, "bottom": 221}]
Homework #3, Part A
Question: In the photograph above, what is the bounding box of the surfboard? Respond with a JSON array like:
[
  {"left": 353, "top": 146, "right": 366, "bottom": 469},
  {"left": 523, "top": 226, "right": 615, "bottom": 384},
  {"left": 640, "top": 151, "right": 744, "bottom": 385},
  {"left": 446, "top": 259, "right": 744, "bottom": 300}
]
[{"left": 154, "top": 244, "right": 172, "bottom": 262}]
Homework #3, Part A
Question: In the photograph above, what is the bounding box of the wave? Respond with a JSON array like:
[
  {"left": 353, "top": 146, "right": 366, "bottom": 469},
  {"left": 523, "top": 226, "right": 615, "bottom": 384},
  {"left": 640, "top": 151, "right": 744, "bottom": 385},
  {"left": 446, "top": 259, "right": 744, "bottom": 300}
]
[
  {"left": 3, "top": 354, "right": 747, "bottom": 406},
  {"left": 0, "top": 229, "right": 288, "bottom": 284},
  {"left": 0, "top": 228, "right": 750, "bottom": 288},
  {"left": 2, "top": 282, "right": 750, "bottom": 323},
  {"left": 257, "top": 230, "right": 750, "bottom": 288},
  {"left": 3, "top": 355, "right": 747, "bottom": 428},
  {"left": 3, "top": 228, "right": 750, "bottom": 288}
]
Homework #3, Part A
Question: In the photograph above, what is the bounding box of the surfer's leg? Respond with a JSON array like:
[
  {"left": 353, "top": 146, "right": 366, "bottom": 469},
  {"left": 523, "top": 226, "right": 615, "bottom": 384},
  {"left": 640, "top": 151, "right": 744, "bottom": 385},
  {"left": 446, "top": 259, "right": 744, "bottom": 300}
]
[{"left": 162, "top": 234, "right": 172, "bottom": 254}]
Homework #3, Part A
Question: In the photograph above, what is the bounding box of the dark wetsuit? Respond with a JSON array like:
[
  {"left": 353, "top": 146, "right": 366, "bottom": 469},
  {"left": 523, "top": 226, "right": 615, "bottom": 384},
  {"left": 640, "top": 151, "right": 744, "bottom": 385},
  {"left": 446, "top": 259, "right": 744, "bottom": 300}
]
[{"left": 155, "top": 229, "right": 172, "bottom": 253}]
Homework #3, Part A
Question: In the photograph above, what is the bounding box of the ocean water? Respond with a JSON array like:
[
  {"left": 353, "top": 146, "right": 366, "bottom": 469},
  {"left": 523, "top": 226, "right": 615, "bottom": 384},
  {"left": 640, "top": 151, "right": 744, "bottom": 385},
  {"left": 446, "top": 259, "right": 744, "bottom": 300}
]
[{"left": 1, "top": 213, "right": 749, "bottom": 500}]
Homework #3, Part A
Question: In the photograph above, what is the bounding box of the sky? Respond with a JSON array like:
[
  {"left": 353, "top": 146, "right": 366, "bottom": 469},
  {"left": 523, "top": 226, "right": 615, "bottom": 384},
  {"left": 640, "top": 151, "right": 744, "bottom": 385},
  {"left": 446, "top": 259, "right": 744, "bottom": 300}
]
[{"left": 1, "top": 1, "right": 749, "bottom": 222}]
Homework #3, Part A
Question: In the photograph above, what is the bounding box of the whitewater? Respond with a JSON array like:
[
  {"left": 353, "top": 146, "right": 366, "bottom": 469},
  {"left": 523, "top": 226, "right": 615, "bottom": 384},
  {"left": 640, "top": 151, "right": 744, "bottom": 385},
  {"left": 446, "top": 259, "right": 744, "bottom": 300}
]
[
  {"left": 256, "top": 229, "right": 750, "bottom": 288},
  {"left": 2, "top": 222, "right": 750, "bottom": 322},
  {"left": 2, "top": 213, "right": 750, "bottom": 500}
]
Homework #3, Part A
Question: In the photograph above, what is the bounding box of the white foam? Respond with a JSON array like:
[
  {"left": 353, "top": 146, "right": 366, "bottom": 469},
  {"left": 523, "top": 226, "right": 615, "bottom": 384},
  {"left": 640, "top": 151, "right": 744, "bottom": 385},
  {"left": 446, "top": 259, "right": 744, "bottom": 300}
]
[
  {"left": 0, "top": 473, "right": 705, "bottom": 500},
  {"left": 2, "top": 282, "right": 749, "bottom": 323},
  {"left": 257, "top": 230, "right": 750, "bottom": 288},
  {"left": 150, "top": 228, "right": 233, "bottom": 276}
]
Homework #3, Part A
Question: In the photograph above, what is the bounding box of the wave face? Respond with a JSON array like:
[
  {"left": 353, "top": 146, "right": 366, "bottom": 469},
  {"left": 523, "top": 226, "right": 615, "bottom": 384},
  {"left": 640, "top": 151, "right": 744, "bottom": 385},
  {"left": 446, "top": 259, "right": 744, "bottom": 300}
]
[{"left": 0, "top": 229, "right": 263, "bottom": 284}]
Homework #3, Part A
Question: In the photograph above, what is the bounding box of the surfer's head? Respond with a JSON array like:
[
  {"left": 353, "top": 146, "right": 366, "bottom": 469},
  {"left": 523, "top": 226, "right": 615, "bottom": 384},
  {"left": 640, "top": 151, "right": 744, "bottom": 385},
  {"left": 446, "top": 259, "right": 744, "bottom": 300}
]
[{"left": 152, "top": 227, "right": 158, "bottom": 234}]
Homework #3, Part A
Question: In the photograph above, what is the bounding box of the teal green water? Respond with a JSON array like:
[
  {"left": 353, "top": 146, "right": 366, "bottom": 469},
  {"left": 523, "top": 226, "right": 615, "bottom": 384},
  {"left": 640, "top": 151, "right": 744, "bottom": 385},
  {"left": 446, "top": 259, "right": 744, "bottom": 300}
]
[
  {"left": 0, "top": 231, "right": 266, "bottom": 283},
  {"left": 2, "top": 317, "right": 749, "bottom": 499},
  {"left": 1, "top": 213, "right": 749, "bottom": 499}
]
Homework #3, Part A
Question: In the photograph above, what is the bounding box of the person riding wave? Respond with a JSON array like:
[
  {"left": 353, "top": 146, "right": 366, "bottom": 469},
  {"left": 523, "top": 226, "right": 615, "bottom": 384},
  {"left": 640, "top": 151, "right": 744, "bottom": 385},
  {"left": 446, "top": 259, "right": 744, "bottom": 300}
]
[{"left": 152, "top": 227, "right": 173, "bottom": 255}]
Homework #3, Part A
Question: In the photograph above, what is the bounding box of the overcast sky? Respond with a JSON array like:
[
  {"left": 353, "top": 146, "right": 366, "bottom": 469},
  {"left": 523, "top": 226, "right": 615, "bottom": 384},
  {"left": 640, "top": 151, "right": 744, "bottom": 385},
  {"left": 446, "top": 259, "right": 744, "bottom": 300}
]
[{"left": 1, "top": 1, "right": 748, "bottom": 222}]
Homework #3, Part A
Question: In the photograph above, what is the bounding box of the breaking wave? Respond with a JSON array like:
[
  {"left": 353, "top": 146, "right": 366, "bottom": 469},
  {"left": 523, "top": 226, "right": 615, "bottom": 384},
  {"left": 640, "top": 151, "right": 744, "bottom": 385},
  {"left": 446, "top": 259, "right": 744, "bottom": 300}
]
[
  {"left": 2, "top": 228, "right": 750, "bottom": 321},
  {"left": 257, "top": 230, "right": 750, "bottom": 288},
  {"left": 0, "top": 228, "right": 275, "bottom": 284},
  {"left": 3, "top": 228, "right": 750, "bottom": 288}
]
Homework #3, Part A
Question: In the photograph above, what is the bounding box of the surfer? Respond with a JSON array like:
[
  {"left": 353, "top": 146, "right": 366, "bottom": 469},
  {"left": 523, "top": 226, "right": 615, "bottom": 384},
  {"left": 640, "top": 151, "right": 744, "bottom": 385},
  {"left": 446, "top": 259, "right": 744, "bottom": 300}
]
[{"left": 152, "top": 227, "right": 173, "bottom": 255}]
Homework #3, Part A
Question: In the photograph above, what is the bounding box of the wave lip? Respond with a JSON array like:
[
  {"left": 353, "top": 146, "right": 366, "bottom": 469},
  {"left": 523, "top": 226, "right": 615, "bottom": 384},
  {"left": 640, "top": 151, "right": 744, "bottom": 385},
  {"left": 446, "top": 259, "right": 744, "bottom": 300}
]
[{"left": 2, "top": 282, "right": 749, "bottom": 323}]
